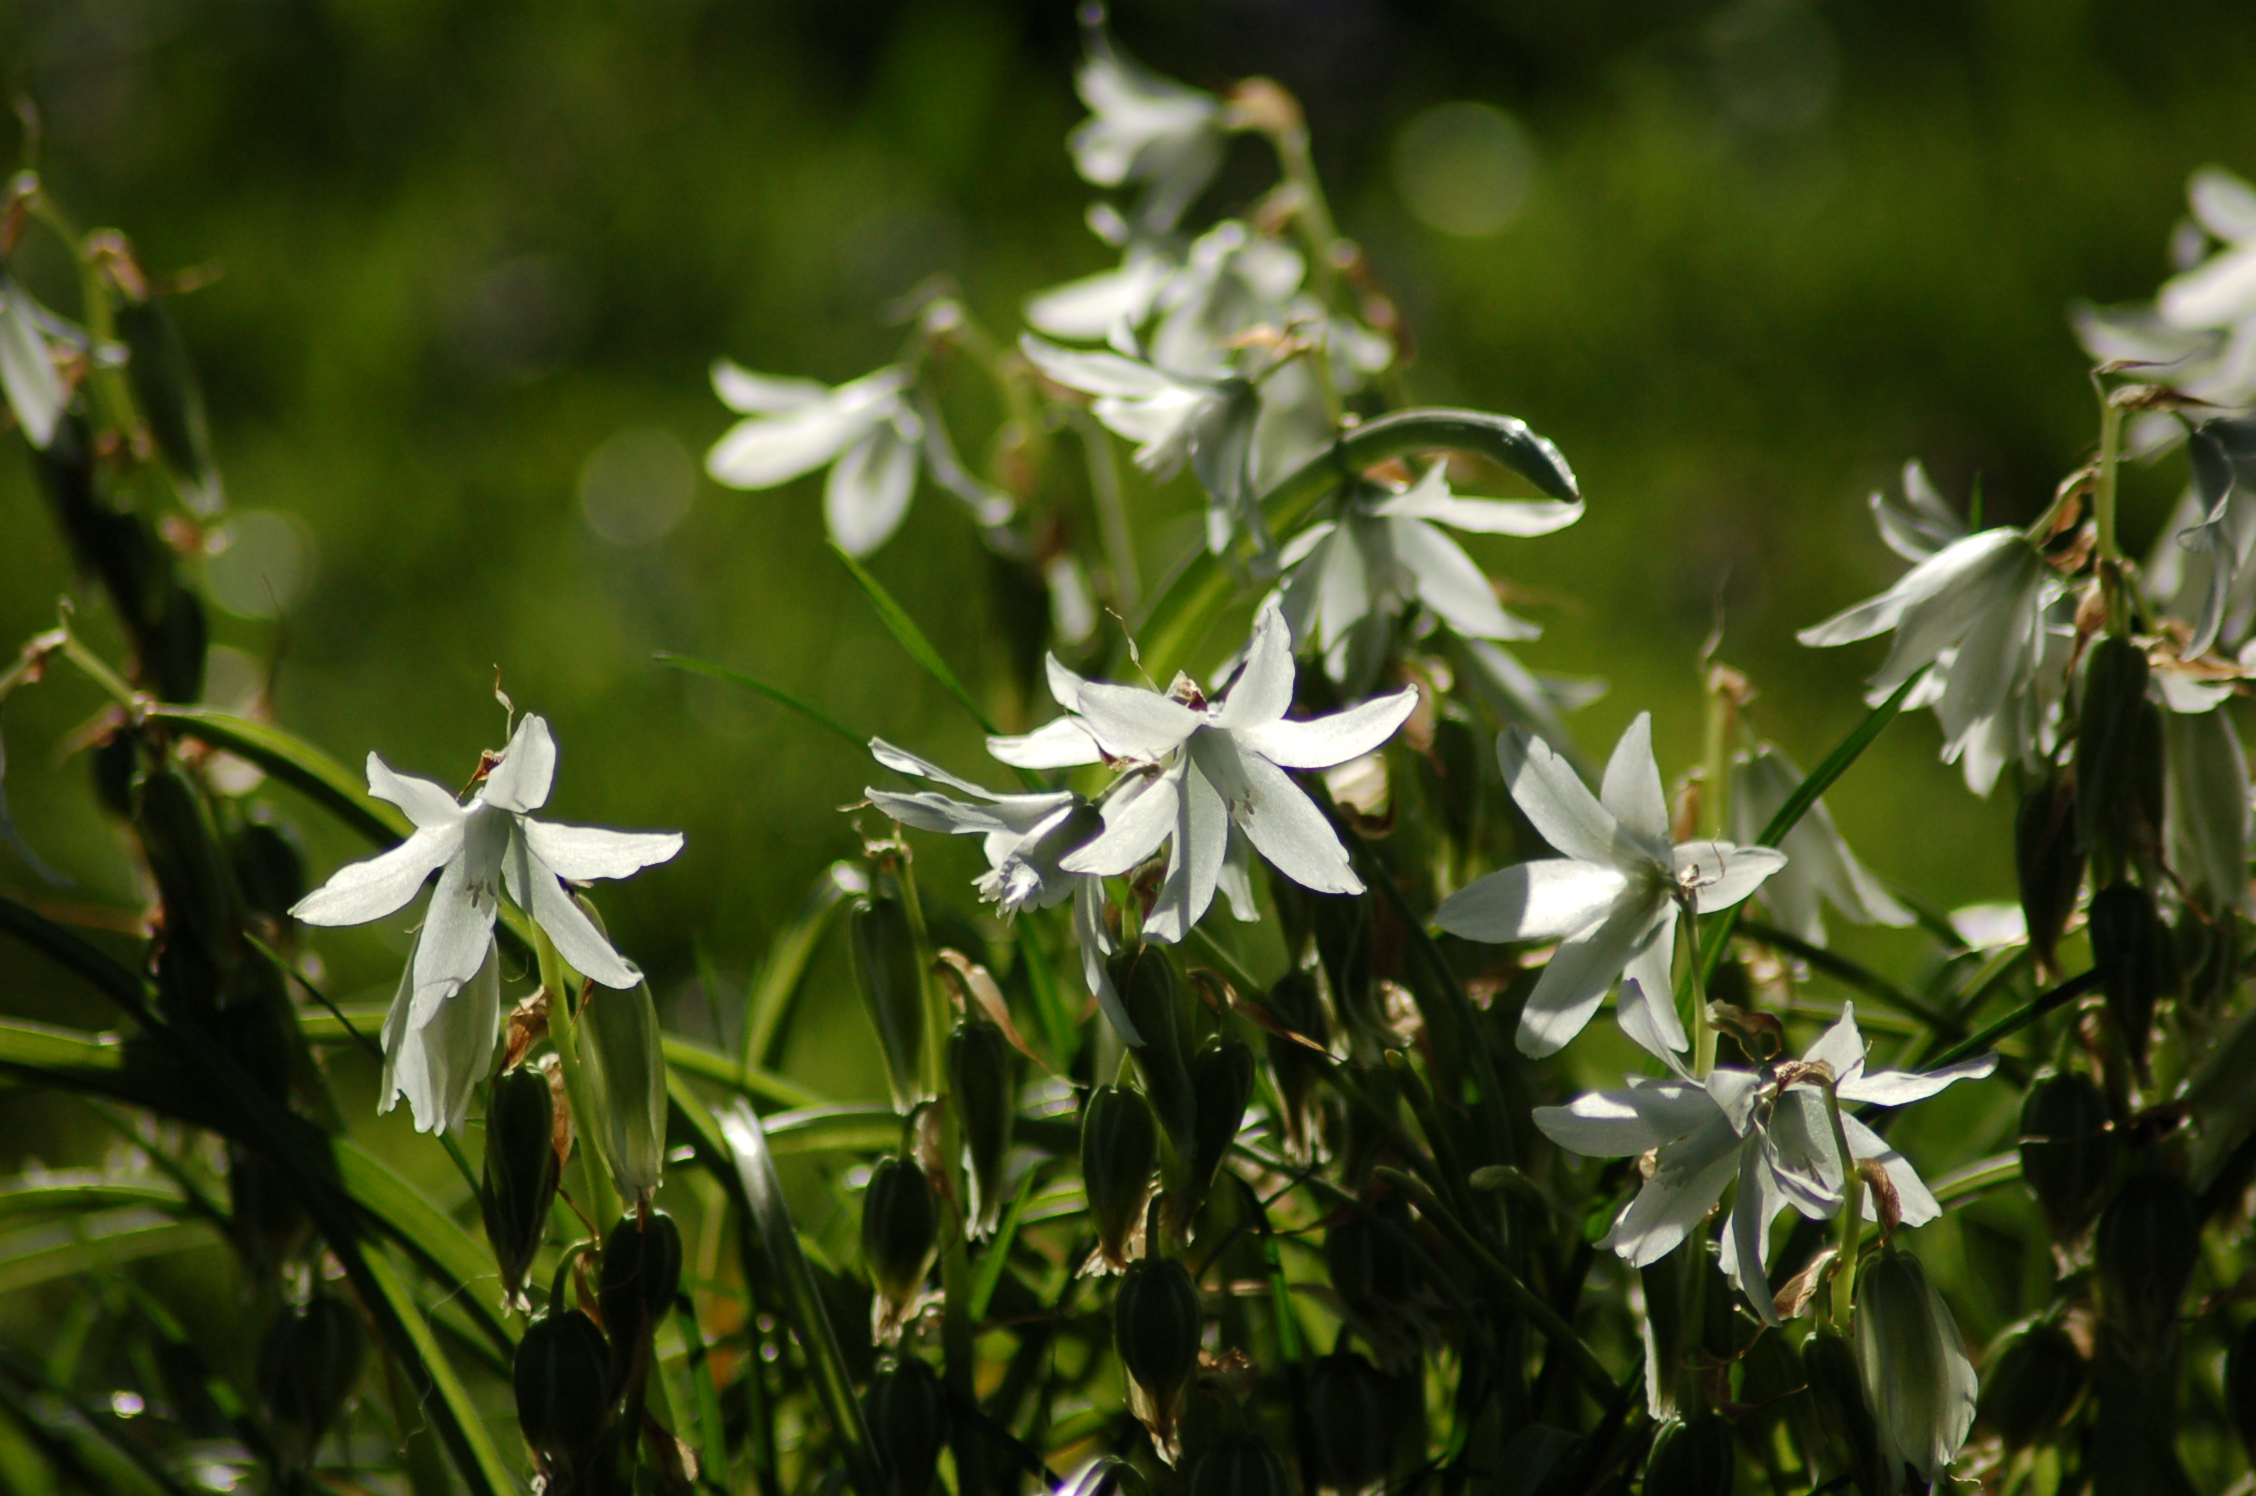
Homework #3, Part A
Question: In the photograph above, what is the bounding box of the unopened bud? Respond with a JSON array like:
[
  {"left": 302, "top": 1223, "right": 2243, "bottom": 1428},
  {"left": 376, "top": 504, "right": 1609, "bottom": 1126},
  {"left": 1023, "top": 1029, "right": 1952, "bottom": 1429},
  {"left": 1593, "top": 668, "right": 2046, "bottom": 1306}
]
[
  {"left": 1977, "top": 1320, "right": 2086, "bottom": 1448},
  {"left": 2095, "top": 1171, "right": 2199, "bottom": 1361},
  {"left": 135, "top": 764, "right": 243, "bottom": 1014},
  {"left": 2087, "top": 883, "right": 2171, "bottom": 1074},
  {"left": 851, "top": 895, "right": 929, "bottom": 1113},
  {"left": 1304, "top": 1350, "right": 1415, "bottom": 1490},
  {"left": 1853, "top": 1248, "right": 1977, "bottom": 1488},
  {"left": 1644, "top": 1412, "right": 1736, "bottom": 1496},
  {"left": 229, "top": 817, "right": 306, "bottom": 932},
  {"left": 1176, "top": 1039, "right": 1254, "bottom": 1234},
  {"left": 863, "top": 1356, "right": 948, "bottom": 1496},
  {"left": 2076, "top": 636, "right": 2158, "bottom": 871},
  {"left": 863, "top": 1155, "right": 938, "bottom": 1344},
  {"left": 256, "top": 1295, "right": 366, "bottom": 1471},
  {"left": 598, "top": 1209, "right": 683, "bottom": 1383},
  {"left": 1800, "top": 1326, "right": 1891, "bottom": 1496},
  {"left": 578, "top": 972, "right": 667, "bottom": 1202},
  {"left": 1115, "top": 1256, "right": 1203, "bottom": 1437},
  {"left": 1083, "top": 1084, "right": 1158, "bottom": 1272},
  {"left": 2014, "top": 775, "right": 2083, "bottom": 973},
  {"left": 946, "top": 1019, "right": 1016, "bottom": 1237},
  {"left": 1310, "top": 892, "right": 1381, "bottom": 1057},
  {"left": 513, "top": 1309, "right": 616, "bottom": 1470},
  {"left": 115, "top": 295, "right": 222, "bottom": 515},
  {"left": 481, "top": 1063, "right": 561, "bottom": 1299},
  {"left": 1183, "top": 1430, "right": 1291, "bottom": 1496},
  {"left": 228, "top": 1143, "right": 310, "bottom": 1283},
  {"left": 1112, "top": 944, "right": 1196, "bottom": 1150},
  {"left": 1264, "top": 970, "right": 1330, "bottom": 1163},
  {"left": 2017, "top": 1070, "right": 2118, "bottom": 1242}
]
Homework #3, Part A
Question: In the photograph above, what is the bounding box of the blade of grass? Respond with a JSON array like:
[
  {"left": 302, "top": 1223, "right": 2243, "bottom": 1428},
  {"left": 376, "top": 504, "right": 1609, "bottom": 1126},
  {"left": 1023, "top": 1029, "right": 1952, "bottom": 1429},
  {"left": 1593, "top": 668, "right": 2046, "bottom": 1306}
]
[
  {"left": 655, "top": 653, "right": 865, "bottom": 751},
  {"left": 966, "top": 1169, "right": 1038, "bottom": 1322},
  {"left": 335, "top": 1142, "right": 514, "bottom": 1357},
  {"left": 675, "top": 1298, "right": 730, "bottom": 1494},
  {"left": 144, "top": 706, "right": 410, "bottom": 848},
  {"left": 1733, "top": 917, "right": 1959, "bottom": 1034},
  {"left": 757, "top": 1104, "right": 902, "bottom": 1157},
  {"left": 743, "top": 865, "right": 858, "bottom": 1072},
  {"left": 0, "top": 1218, "right": 216, "bottom": 1296}
]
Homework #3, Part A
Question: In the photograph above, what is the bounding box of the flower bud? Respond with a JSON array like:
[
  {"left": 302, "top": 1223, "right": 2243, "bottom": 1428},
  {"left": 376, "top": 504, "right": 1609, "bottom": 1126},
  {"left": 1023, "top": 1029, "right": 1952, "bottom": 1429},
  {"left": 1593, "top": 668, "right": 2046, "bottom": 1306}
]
[
  {"left": 1115, "top": 1256, "right": 1203, "bottom": 1440},
  {"left": 1977, "top": 1320, "right": 2086, "bottom": 1448},
  {"left": 1083, "top": 1084, "right": 1158, "bottom": 1272},
  {"left": 1325, "top": 1194, "right": 1425, "bottom": 1367},
  {"left": 2076, "top": 636, "right": 2158, "bottom": 872},
  {"left": 863, "top": 1356, "right": 948, "bottom": 1496},
  {"left": 228, "top": 816, "right": 306, "bottom": 933},
  {"left": 481, "top": 1063, "right": 561, "bottom": 1299},
  {"left": 2017, "top": 1069, "right": 2118, "bottom": 1242},
  {"left": 578, "top": 972, "right": 667, "bottom": 1202},
  {"left": 1264, "top": 970, "right": 1330, "bottom": 1163},
  {"left": 2226, "top": 1318, "right": 2256, "bottom": 1462},
  {"left": 851, "top": 894, "right": 929, "bottom": 1113},
  {"left": 1310, "top": 892, "right": 1381, "bottom": 1057},
  {"left": 1112, "top": 944, "right": 1196, "bottom": 1151},
  {"left": 1853, "top": 1248, "right": 1976, "bottom": 1489},
  {"left": 256, "top": 1294, "right": 366, "bottom": 1471},
  {"left": 1643, "top": 1412, "right": 1735, "bottom": 1496},
  {"left": 135, "top": 764, "right": 244, "bottom": 1015},
  {"left": 513, "top": 1309, "right": 616, "bottom": 1470},
  {"left": 114, "top": 293, "right": 222, "bottom": 515},
  {"left": 2087, "top": 883, "right": 2172, "bottom": 1074},
  {"left": 598, "top": 1209, "right": 684, "bottom": 1382},
  {"left": 946, "top": 1018, "right": 1016, "bottom": 1237},
  {"left": 2095, "top": 1171, "right": 2199, "bottom": 1361},
  {"left": 1800, "top": 1326, "right": 1891, "bottom": 1496},
  {"left": 2014, "top": 775, "right": 2083, "bottom": 973},
  {"left": 229, "top": 1143, "right": 311, "bottom": 1283},
  {"left": 1182, "top": 1431, "right": 1291, "bottom": 1496},
  {"left": 1176, "top": 1038, "right": 1254, "bottom": 1234},
  {"left": 863, "top": 1155, "right": 939, "bottom": 1344},
  {"left": 1304, "top": 1349, "right": 1415, "bottom": 1490}
]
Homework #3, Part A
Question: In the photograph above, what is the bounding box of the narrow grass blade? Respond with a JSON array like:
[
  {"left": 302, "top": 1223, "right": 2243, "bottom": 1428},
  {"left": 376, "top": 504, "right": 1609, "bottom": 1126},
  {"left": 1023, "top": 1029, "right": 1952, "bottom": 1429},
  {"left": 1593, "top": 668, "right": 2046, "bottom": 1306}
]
[
  {"left": 0, "top": 894, "right": 156, "bottom": 1022},
  {"left": 0, "top": 1218, "right": 215, "bottom": 1296},
  {"left": 0, "top": 1177, "right": 185, "bottom": 1222},
  {"left": 676, "top": 1299, "right": 730, "bottom": 1493},
  {"left": 717, "top": 1101, "right": 883, "bottom": 1496},
  {"left": 656, "top": 653, "right": 865, "bottom": 750},
  {"left": 758, "top": 1104, "right": 901, "bottom": 1157},
  {"left": 967, "top": 1169, "right": 1037, "bottom": 1322},
  {"left": 335, "top": 1142, "right": 514, "bottom": 1356},
  {"left": 830, "top": 542, "right": 1000, "bottom": 736},
  {"left": 144, "top": 706, "right": 410, "bottom": 848},
  {"left": 743, "top": 865, "right": 858, "bottom": 1072}
]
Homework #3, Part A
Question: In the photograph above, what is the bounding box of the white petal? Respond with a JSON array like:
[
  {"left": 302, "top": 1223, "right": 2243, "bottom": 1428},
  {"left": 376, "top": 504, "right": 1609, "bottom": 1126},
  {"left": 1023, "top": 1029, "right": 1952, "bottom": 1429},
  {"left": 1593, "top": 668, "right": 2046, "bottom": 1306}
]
[
  {"left": 988, "top": 716, "right": 1105, "bottom": 769},
  {"left": 1075, "top": 875, "right": 1139, "bottom": 1045},
  {"left": 711, "top": 360, "right": 830, "bottom": 414},
  {"left": 409, "top": 854, "right": 500, "bottom": 1026},
  {"left": 1210, "top": 595, "right": 1297, "bottom": 728},
  {"left": 1373, "top": 468, "right": 1583, "bottom": 535},
  {"left": 2191, "top": 166, "right": 2256, "bottom": 244},
  {"left": 0, "top": 285, "right": 62, "bottom": 449},
  {"left": 481, "top": 714, "right": 557, "bottom": 814},
  {"left": 1495, "top": 728, "right": 1620, "bottom": 866},
  {"left": 1061, "top": 771, "right": 1177, "bottom": 876},
  {"left": 290, "top": 826, "right": 458, "bottom": 926},
  {"left": 869, "top": 737, "right": 1002, "bottom": 800},
  {"left": 1703, "top": 1068, "right": 1766, "bottom": 1135},
  {"left": 1765, "top": 1089, "right": 1847, "bottom": 1217},
  {"left": 824, "top": 418, "right": 920, "bottom": 557},
  {"left": 1533, "top": 1079, "right": 1716, "bottom": 1157},
  {"left": 1433, "top": 859, "right": 1627, "bottom": 943},
  {"left": 1841, "top": 1114, "right": 1941, "bottom": 1227},
  {"left": 1602, "top": 1111, "right": 1744, "bottom": 1266},
  {"left": 511, "top": 839, "right": 640, "bottom": 990},
  {"left": 1671, "top": 841, "right": 1787, "bottom": 913},
  {"left": 1024, "top": 255, "right": 1172, "bottom": 340},
  {"left": 869, "top": 788, "right": 1017, "bottom": 837},
  {"left": 2162, "top": 241, "right": 2256, "bottom": 328},
  {"left": 1142, "top": 762, "right": 1227, "bottom": 943},
  {"left": 1723, "top": 1133, "right": 1789, "bottom": 1324},
  {"left": 1232, "top": 690, "right": 1418, "bottom": 779},
  {"left": 1217, "top": 824, "right": 1259, "bottom": 920},
  {"left": 1515, "top": 889, "right": 1671, "bottom": 1057},
  {"left": 1838, "top": 1052, "right": 1997, "bottom": 1108},
  {"left": 1601, "top": 713, "right": 1671, "bottom": 850},
  {"left": 397, "top": 943, "right": 502, "bottom": 1136},
  {"left": 522, "top": 819, "right": 684, "bottom": 881},
  {"left": 1796, "top": 527, "right": 2024, "bottom": 651},
  {"left": 1020, "top": 334, "right": 1179, "bottom": 398},
  {"left": 1800, "top": 1002, "right": 1868, "bottom": 1083},
  {"left": 1393, "top": 518, "right": 1538, "bottom": 641},
  {"left": 365, "top": 754, "right": 466, "bottom": 830},
  {"left": 706, "top": 386, "right": 886, "bottom": 489},
  {"left": 1070, "top": 681, "right": 1202, "bottom": 762},
  {"left": 1618, "top": 909, "right": 1687, "bottom": 1058},
  {"left": 1199, "top": 735, "right": 1362, "bottom": 895}
]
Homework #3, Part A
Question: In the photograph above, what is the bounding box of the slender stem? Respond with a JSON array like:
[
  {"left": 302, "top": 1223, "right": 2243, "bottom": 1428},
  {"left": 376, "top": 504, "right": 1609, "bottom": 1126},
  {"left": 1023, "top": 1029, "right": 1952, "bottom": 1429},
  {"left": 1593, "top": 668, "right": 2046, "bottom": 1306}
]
[
  {"left": 536, "top": 923, "right": 621, "bottom": 1234},
  {"left": 1822, "top": 1078, "right": 1862, "bottom": 1326},
  {"left": 2093, "top": 388, "right": 2123, "bottom": 567},
  {"left": 60, "top": 628, "right": 140, "bottom": 709},
  {"left": 1688, "top": 906, "right": 1717, "bottom": 1082}
]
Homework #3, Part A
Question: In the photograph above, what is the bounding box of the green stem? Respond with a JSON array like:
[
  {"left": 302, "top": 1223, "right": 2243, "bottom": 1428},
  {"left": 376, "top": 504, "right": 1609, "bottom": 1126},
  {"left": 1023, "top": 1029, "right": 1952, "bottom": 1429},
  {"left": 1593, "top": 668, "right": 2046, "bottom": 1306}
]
[
  {"left": 1072, "top": 410, "right": 1139, "bottom": 612},
  {"left": 1688, "top": 906, "right": 1717, "bottom": 1082},
  {"left": 1822, "top": 1077, "right": 1862, "bottom": 1326},
  {"left": 536, "top": 924, "right": 621, "bottom": 1234},
  {"left": 2093, "top": 387, "right": 2123, "bottom": 567}
]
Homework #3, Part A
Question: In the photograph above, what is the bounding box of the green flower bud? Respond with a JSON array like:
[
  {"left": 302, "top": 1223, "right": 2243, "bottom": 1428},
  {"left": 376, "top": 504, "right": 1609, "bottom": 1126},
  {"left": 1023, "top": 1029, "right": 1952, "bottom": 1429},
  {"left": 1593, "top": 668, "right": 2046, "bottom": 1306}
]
[
  {"left": 256, "top": 1294, "right": 366, "bottom": 1471},
  {"left": 1310, "top": 891, "right": 1382, "bottom": 1058},
  {"left": 1264, "top": 970, "right": 1330, "bottom": 1163},
  {"left": 2087, "top": 883, "right": 2171, "bottom": 1074},
  {"left": 2226, "top": 1318, "right": 2256, "bottom": 1462},
  {"left": 1183, "top": 1431, "right": 1291, "bottom": 1496},
  {"left": 598, "top": 1209, "right": 684, "bottom": 1382},
  {"left": 115, "top": 293, "right": 222, "bottom": 515},
  {"left": 1113, "top": 944, "right": 1196, "bottom": 1151},
  {"left": 1176, "top": 1038, "right": 1254, "bottom": 1234},
  {"left": 2095, "top": 1171, "right": 2200, "bottom": 1361},
  {"left": 1304, "top": 1350, "right": 1416, "bottom": 1489},
  {"left": 2017, "top": 1069, "right": 2119, "bottom": 1242},
  {"left": 1082, "top": 1084, "right": 1159, "bottom": 1272},
  {"left": 91, "top": 729, "right": 140, "bottom": 820},
  {"left": 2014, "top": 775, "right": 2083, "bottom": 973},
  {"left": 578, "top": 974, "right": 667, "bottom": 1202},
  {"left": 513, "top": 1309, "right": 615, "bottom": 1470},
  {"left": 1643, "top": 1412, "right": 1735, "bottom": 1496},
  {"left": 1326, "top": 1195, "right": 1423, "bottom": 1363},
  {"left": 863, "top": 1356, "right": 948, "bottom": 1496},
  {"left": 946, "top": 1019, "right": 1016, "bottom": 1237},
  {"left": 1977, "top": 1320, "right": 2086, "bottom": 1448},
  {"left": 863, "top": 1155, "right": 939, "bottom": 1344},
  {"left": 228, "top": 816, "right": 306, "bottom": 933},
  {"left": 481, "top": 1063, "right": 561, "bottom": 1299},
  {"left": 135, "top": 764, "right": 244, "bottom": 1016},
  {"left": 1115, "top": 1256, "right": 1203, "bottom": 1434},
  {"left": 851, "top": 894, "right": 929, "bottom": 1113},
  {"left": 1854, "top": 1248, "right": 1976, "bottom": 1489},
  {"left": 2076, "top": 636, "right": 2158, "bottom": 872},
  {"left": 228, "top": 1143, "right": 311, "bottom": 1283},
  {"left": 1800, "top": 1326, "right": 1891, "bottom": 1496}
]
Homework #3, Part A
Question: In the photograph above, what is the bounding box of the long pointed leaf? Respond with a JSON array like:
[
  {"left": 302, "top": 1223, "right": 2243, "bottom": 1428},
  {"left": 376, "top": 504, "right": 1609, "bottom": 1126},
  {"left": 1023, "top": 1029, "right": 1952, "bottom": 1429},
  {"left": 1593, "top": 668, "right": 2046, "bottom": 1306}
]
[
  {"left": 830, "top": 542, "right": 1001, "bottom": 738},
  {"left": 144, "top": 706, "right": 411, "bottom": 847},
  {"left": 743, "top": 865, "right": 859, "bottom": 1072},
  {"left": 335, "top": 1142, "right": 514, "bottom": 1356},
  {"left": 0, "top": 1218, "right": 215, "bottom": 1296},
  {"left": 655, "top": 653, "right": 866, "bottom": 750}
]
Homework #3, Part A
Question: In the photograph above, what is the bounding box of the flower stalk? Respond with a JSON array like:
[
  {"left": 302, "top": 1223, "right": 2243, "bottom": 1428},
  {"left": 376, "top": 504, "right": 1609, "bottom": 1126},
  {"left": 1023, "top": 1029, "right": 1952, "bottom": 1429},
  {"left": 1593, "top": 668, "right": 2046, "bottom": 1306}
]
[{"left": 536, "top": 923, "right": 622, "bottom": 1236}]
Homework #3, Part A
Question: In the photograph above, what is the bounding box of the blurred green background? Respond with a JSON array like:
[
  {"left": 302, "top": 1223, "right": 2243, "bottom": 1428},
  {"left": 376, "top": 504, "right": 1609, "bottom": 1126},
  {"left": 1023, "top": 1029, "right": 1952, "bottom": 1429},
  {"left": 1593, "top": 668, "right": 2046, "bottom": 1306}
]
[{"left": 3, "top": 0, "right": 2254, "bottom": 1115}]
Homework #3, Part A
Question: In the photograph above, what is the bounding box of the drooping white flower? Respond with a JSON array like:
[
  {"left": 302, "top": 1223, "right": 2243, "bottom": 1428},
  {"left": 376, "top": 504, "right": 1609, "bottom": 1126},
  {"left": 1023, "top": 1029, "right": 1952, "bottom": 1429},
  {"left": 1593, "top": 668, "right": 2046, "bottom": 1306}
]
[
  {"left": 2163, "top": 699, "right": 2254, "bottom": 917},
  {"left": 863, "top": 740, "right": 1134, "bottom": 1042},
  {"left": 987, "top": 595, "right": 1418, "bottom": 944},
  {"left": 2074, "top": 166, "right": 2256, "bottom": 411},
  {"left": 1433, "top": 715, "right": 1786, "bottom": 1059},
  {"left": 0, "top": 278, "right": 63, "bottom": 451},
  {"left": 1533, "top": 1001, "right": 1995, "bottom": 1319},
  {"left": 1729, "top": 745, "right": 1912, "bottom": 947},
  {"left": 704, "top": 361, "right": 925, "bottom": 556},
  {"left": 377, "top": 929, "right": 501, "bottom": 1134},
  {"left": 292, "top": 714, "right": 683, "bottom": 1025},
  {"left": 1066, "top": 22, "right": 1226, "bottom": 236},
  {"left": 1798, "top": 472, "right": 2063, "bottom": 796},
  {"left": 1854, "top": 1248, "right": 1979, "bottom": 1486},
  {"left": 1271, "top": 463, "right": 1583, "bottom": 685}
]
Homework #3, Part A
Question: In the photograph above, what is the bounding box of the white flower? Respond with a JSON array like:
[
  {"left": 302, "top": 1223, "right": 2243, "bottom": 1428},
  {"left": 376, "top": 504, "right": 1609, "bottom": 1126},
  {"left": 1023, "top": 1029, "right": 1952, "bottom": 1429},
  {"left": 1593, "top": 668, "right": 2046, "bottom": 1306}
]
[
  {"left": 1433, "top": 715, "right": 1786, "bottom": 1060},
  {"left": 988, "top": 595, "right": 1418, "bottom": 944},
  {"left": 2075, "top": 167, "right": 2256, "bottom": 410},
  {"left": 291, "top": 714, "right": 683, "bottom": 1025},
  {"left": 1854, "top": 1248, "right": 1978, "bottom": 1486},
  {"left": 863, "top": 740, "right": 1134, "bottom": 1042},
  {"left": 2164, "top": 700, "right": 2254, "bottom": 917},
  {"left": 1067, "top": 22, "right": 1226, "bottom": 236},
  {"left": 1728, "top": 746, "right": 1912, "bottom": 947},
  {"left": 1798, "top": 477, "right": 2062, "bottom": 796},
  {"left": 1272, "top": 463, "right": 1583, "bottom": 684},
  {"left": 1533, "top": 1001, "right": 1995, "bottom": 1320},
  {"left": 376, "top": 930, "right": 500, "bottom": 1135},
  {"left": 704, "top": 361, "right": 925, "bottom": 556},
  {"left": 0, "top": 279, "right": 63, "bottom": 451}
]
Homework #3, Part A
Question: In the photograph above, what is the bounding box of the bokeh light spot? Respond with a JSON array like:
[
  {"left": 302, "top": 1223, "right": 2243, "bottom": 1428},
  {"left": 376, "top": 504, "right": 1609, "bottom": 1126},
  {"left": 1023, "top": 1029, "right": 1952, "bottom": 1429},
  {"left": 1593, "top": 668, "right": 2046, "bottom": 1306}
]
[
  {"left": 206, "top": 510, "right": 314, "bottom": 618},
  {"left": 580, "top": 427, "right": 696, "bottom": 546},
  {"left": 1392, "top": 102, "right": 1534, "bottom": 239}
]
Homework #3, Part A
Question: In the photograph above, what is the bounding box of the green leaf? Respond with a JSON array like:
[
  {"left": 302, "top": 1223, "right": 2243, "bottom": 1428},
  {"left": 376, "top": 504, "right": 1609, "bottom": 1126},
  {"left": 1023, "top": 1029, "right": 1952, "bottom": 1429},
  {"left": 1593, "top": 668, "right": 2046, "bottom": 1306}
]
[
  {"left": 0, "top": 1217, "right": 216, "bottom": 1296},
  {"left": 758, "top": 1103, "right": 901, "bottom": 1157},
  {"left": 715, "top": 1100, "right": 884, "bottom": 1496},
  {"left": 655, "top": 652, "right": 866, "bottom": 750},
  {"left": 743, "top": 864, "right": 860, "bottom": 1072},
  {"left": 830, "top": 542, "right": 1001, "bottom": 738},
  {"left": 0, "top": 894, "right": 156, "bottom": 1022},
  {"left": 0, "top": 1176, "right": 186, "bottom": 1223},
  {"left": 967, "top": 1169, "right": 1037, "bottom": 1322},
  {"left": 144, "top": 706, "right": 410, "bottom": 848},
  {"left": 0, "top": 1018, "right": 226, "bottom": 1131},
  {"left": 335, "top": 1141, "right": 515, "bottom": 1357}
]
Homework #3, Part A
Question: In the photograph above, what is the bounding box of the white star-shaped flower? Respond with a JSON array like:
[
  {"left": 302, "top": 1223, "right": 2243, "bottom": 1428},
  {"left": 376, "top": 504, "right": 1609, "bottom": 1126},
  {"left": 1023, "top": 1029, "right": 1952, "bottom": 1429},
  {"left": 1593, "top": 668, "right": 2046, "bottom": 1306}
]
[
  {"left": 376, "top": 929, "right": 500, "bottom": 1135},
  {"left": 1534, "top": 1000, "right": 1995, "bottom": 1320},
  {"left": 1434, "top": 714, "right": 1786, "bottom": 1059},
  {"left": 291, "top": 714, "right": 683, "bottom": 1027},
  {"left": 987, "top": 595, "right": 1418, "bottom": 944},
  {"left": 1066, "top": 21, "right": 1226, "bottom": 236},
  {"left": 1729, "top": 745, "right": 1912, "bottom": 948},
  {"left": 703, "top": 361, "right": 925, "bottom": 556}
]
